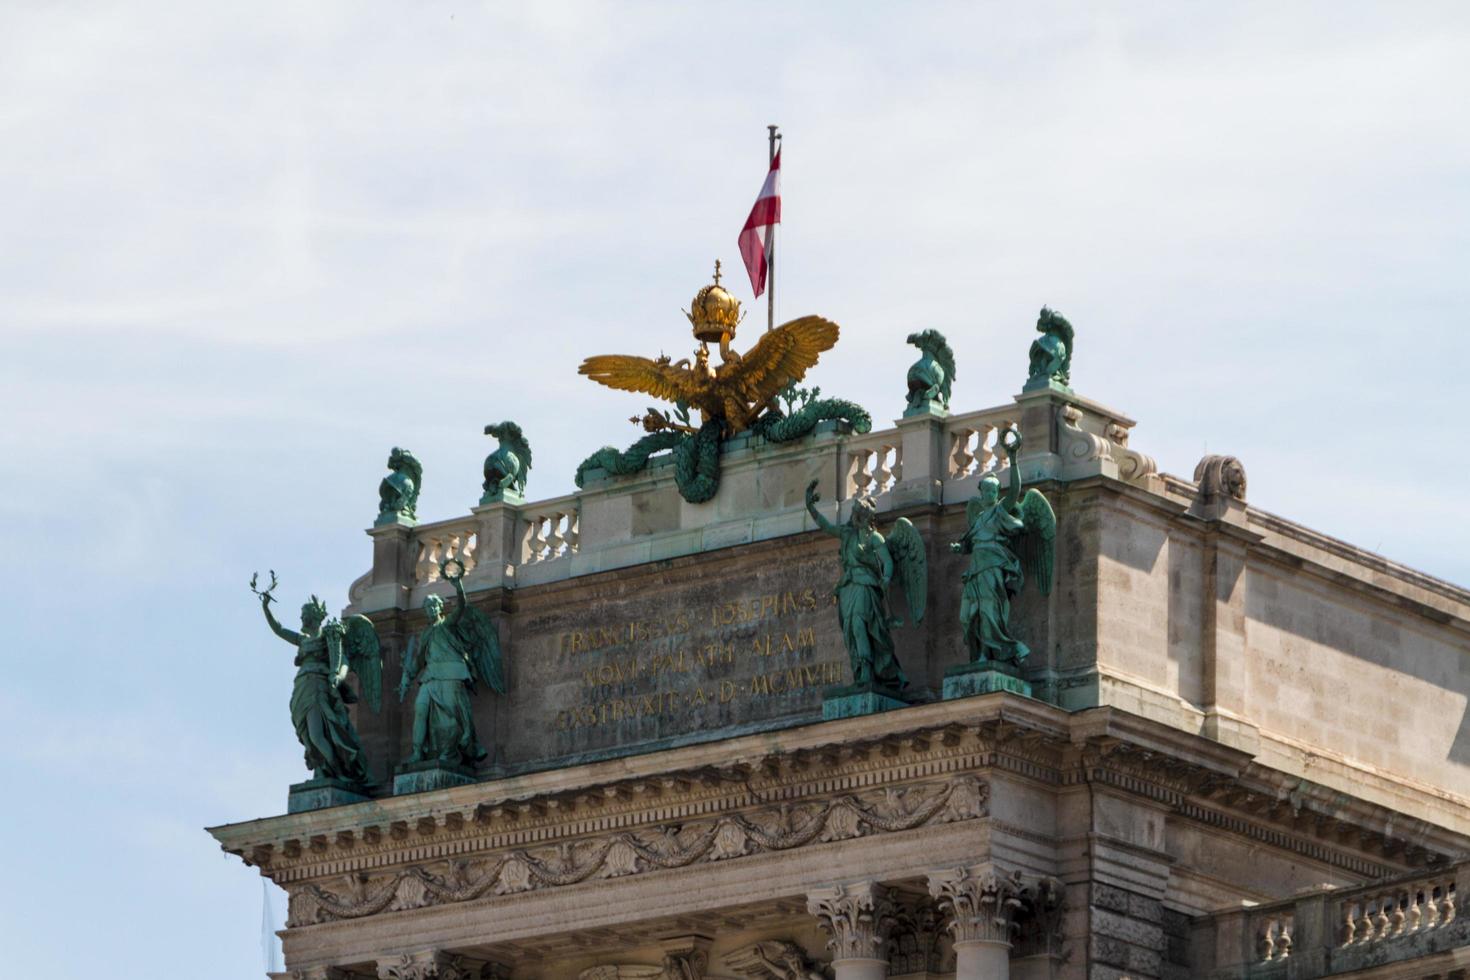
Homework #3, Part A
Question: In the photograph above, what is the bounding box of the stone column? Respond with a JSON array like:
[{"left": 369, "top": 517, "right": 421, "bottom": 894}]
[
  {"left": 928, "top": 865, "right": 1025, "bottom": 980},
  {"left": 807, "top": 881, "right": 897, "bottom": 980},
  {"left": 466, "top": 499, "right": 519, "bottom": 592}
]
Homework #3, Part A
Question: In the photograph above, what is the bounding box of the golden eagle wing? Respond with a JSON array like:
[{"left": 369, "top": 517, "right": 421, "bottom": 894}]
[
  {"left": 578, "top": 355, "right": 701, "bottom": 403},
  {"left": 722, "top": 315, "right": 839, "bottom": 404}
]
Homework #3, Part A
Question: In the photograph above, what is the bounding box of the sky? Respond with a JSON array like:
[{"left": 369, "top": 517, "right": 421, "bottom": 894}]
[{"left": 2, "top": 3, "right": 1468, "bottom": 977}]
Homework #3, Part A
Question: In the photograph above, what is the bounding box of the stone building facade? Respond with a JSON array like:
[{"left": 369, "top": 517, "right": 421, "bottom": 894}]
[{"left": 209, "top": 379, "right": 1470, "bottom": 980}]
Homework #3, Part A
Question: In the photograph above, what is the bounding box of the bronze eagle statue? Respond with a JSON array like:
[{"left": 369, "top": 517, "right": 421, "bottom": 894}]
[{"left": 578, "top": 314, "right": 839, "bottom": 435}]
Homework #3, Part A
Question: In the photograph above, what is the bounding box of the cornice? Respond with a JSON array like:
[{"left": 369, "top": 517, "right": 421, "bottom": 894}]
[{"left": 210, "top": 698, "right": 1469, "bottom": 930}]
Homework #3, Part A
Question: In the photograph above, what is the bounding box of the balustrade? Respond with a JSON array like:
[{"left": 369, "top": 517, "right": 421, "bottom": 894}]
[
  {"left": 1206, "top": 867, "right": 1467, "bottom": 978},
  {"left": 521, "top": 502, "right": 580, "bottom": 564},
  {"left": 845, "top": 438, "right": 902, "bottom": 497},
  {"left": 412, "top": 522, "right": 479, "bottom": 584}
]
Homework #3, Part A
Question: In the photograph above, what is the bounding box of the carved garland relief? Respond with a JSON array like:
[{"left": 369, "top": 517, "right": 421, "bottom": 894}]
[{"left": 289, "top": 775, "right": 988, "bottom": 926}]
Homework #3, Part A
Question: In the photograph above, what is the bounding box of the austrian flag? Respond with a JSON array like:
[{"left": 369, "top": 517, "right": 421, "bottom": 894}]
[{"left": 738, "top": 150, "right": 781, "bottom": 298}]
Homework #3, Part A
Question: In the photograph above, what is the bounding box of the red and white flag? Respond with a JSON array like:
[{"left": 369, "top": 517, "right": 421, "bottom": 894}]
[{"left": 738, "top": 150, "right": 781, "bottom": 298}]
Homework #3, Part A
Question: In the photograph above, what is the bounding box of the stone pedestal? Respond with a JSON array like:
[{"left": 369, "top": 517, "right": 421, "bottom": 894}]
[
  {"left": 822, "top": 683, "right": 909, "bottom": 720},
  {"left": 392, "top": 761, "right": 476, "bottom": 795},
  {"left": 943, "top": 661, "right": 1032, "bottom": 700},
  {"left": 287, "top": 777, "right": 371, "bottom": 814},
  {"left": 478, "top": 486, "right": 525, "bottom": 507}
]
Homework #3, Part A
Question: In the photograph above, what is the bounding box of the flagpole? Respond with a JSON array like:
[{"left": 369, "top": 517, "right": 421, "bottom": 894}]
[{"left": 766, "top": 124, "right": 780, "bottom": 331}]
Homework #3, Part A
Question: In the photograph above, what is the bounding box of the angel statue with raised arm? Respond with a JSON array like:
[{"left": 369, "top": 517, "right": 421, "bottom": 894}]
[
  {"left": 805, "top": 480, "right": 928, "bottom": 693},
  {"left": 951, "top": 427, "right": 1056, "bottom": 666},
  {"left": 398, "top": 558, "right": 507, "bottom": 769},
  {"left": 252, "top": 571, "right": 382, "bottom": 785}
]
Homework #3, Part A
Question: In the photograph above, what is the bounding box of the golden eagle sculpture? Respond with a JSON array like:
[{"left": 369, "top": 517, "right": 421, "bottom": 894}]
[
  {"left": 578, "top": 261, "right": 839, "bottom": 435},
  {"left": 574, "top": 262, "right": 870, "bottom": 504}
]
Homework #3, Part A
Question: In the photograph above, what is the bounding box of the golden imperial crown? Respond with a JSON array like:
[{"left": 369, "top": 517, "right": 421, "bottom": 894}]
[{"left": 686, "top": 260, "right": 743, "bottom": 343}]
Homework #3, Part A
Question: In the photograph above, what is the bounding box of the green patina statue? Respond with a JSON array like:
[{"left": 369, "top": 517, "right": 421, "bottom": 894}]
[
  {"left": 378, "top": 447, "right": 422, "bottom": 523},
  {"left": 482, "top": 421, "right": 532, "bottom": 504},
  {"left": 397, "top": 559, "right": 506, "bottom": 769},
  {"left": 905, "top": 329, "right": 956, "bottom": 413},
  {"left": 951, "top": 429, "right": 1056, "bottom": 666},
  {"left": 252, "top": 571, "right": 382, "bottom": 784},
  {"left": 1025, "top": 307, "right": 1074, "bottom": 392},
  {"left": 805, "top": 480, "right": 927, "bottom": 692}
]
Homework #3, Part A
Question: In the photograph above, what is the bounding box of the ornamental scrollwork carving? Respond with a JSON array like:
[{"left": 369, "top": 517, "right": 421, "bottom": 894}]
[
  {"left": 293, "top": 775, "right": 987, "bottom": 925},
  {"left": 724, "top": 940, "right": 824, "bottom": 980}
]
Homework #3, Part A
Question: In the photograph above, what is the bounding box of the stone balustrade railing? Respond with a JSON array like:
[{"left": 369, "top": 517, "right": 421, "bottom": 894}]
[
  {"left": 1198, "top": 864, "right": 1470, "bottom": 978},
  {"left": 346, "top": 387, "right": 1161, "bottom": 615}
]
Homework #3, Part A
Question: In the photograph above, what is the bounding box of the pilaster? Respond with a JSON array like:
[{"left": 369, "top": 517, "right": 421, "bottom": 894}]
[{"left": 890, "top": 407, "right": 947, "bottom": 507}]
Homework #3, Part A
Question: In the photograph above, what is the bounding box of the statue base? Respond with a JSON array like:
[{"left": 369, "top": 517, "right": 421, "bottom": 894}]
[
  {"left": 392, "top": 760, "right": 477, "bottom": 795},
  {"left": 373, "top": 511, "right": 418, "bottom": 529},
  {"left": 1021, "top": 376, "right": 1073, "bottom": 395},
  {"left": 943, "top": 661, "right": 1033, "bottom": 700},
  {"left": 902, "top": 400, "right": 949, "bottom": 420},
  {"left": 288, "top": 777, "right": 371, "bottom": 813},
  {"left": 479, "top": 487, "right": 525, "bottom": 506},
  {"left": 821, "top": 683, "right": 910, "bottom": 720}
]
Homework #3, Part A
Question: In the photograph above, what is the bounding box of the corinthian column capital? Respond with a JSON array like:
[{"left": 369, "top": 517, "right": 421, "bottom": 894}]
[
  {"left": 927, "top": 864, "right": 1026, "bottom": 946},
  {"left": 806, "top": 881, "right": 898, "bottom": 961},
  {"left": 377, "top": 951, "right": 498, "bottom": 980}
]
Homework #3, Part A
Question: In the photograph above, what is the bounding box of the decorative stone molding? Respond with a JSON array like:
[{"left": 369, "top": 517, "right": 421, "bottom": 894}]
[
  {"left": 724, "top": 940, "right": 824, "bottom": 980},
  {"left": 808, "top": 881, "right": 899, "bottom": 961},
  {"left": 292, "top": 775, "right": 987, "bottom": 924},
  {"left": 377, "top": 951, "right": 498, "bottom": 980},
  {"left": 288, "top": 968, "right": 355, "bottom": 980},
  {"left": 927, "top": 864, "right": 1026, "bottom": 946}
]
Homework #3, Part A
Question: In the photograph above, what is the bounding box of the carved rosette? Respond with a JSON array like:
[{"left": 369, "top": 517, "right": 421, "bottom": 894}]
[
  {"left": 927, "top": 865, "right": 1026, "bottom": 947},
  {"left": 807, "top": 881, "right": 899, "bottom": 962}
]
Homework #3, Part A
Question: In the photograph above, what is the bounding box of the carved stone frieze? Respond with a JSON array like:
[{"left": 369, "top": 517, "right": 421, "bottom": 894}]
[
  {"left": 807, "top": 881, "right": 899, "bottom": 962},
  {"left": 291, "top": 775, "right": 988, "bottom": 925},
  {"left": 928, "top": 864, "right": 1025, "bottom": 946}
]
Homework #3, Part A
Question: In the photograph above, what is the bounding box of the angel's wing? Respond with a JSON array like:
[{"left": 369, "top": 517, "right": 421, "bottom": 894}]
[
  {"left": 1014, "top": 488, "right": 1056, "bottom": 596},
  {"left": 886, "top": 517, "right": 927, "bottom": 624},
  {"left": 452, "top": 603, "right": 506, "bottom": 695},
  {"left": 579, "top": 355, "right": 704, "bottom": 403},
  {"left": 342, "top": 615, "right": 382, "bottom": 712},
  {"left": 721, "top": 315, "right": 839, "bottom": 406}
]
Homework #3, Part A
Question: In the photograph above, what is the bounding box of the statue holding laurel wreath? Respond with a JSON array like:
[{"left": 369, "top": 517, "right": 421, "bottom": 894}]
[
  {"left": 951, "top": 426, "right": 1056, "bottom": 666},
  {"left": 398, "top": 558, "right": 506, "bottom": 768},
  {"left": 251, "top": 570, "right": 382, "bottom": 784}
]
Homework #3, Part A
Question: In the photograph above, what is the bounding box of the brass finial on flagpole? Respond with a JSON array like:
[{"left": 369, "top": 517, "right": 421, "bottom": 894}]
[{"left": 766, "top": 124, "right": 780, "bottom": 331}]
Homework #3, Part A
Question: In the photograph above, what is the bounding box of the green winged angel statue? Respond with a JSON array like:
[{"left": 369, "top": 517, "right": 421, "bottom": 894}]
[
  {"left": 252, "top": 571, "right": 382, "bottom": 785},
  {"left": 805, "top": 480, "right": 928, "bottom": 692},
  {"left": 398, "top": 558, "right": 506, "bottom": 768},
  {"left": 951, "top": 427, "right": 1056, "bottom": 665}
]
